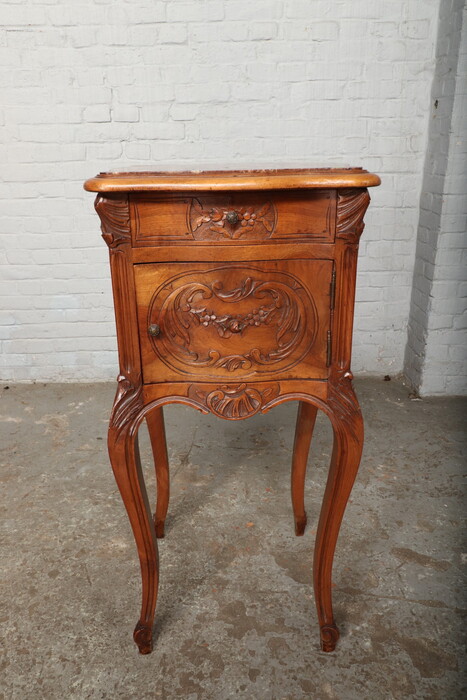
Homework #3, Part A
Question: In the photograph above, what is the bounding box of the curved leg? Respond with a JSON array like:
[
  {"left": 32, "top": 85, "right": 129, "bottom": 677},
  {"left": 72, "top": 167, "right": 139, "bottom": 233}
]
[
  {"left": 291, "top": 401, "right": 318, "bottom": 535},
  {"left": 108, "top": 400, "right": 159, "bottom": 655},
  {"left": 146, "top": 407, "right": 170, "bottom": 538},
  {"left": 313, "top": 375, "right": 363, "bottom": 652}
]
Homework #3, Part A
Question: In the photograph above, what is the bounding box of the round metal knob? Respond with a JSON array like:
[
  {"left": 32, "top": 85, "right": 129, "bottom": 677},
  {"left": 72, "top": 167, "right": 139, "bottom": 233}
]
[
  {"left": 148, "top": 324, "right": 161, "bottom": 337},
  {"left": 225, "top": 210, "right": 239, "bottom": 225}
]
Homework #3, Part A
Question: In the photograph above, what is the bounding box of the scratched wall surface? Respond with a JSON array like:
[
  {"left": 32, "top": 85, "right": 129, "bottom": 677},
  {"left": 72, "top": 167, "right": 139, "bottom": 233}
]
[{"left": 0, "top": 0, "right": 441, "bottom": 382}]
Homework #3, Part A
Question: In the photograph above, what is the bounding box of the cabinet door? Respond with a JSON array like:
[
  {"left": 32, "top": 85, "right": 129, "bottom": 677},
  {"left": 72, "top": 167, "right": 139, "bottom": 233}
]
[{"left": 135, "top": 260, "right": 333, "bottom": 383}]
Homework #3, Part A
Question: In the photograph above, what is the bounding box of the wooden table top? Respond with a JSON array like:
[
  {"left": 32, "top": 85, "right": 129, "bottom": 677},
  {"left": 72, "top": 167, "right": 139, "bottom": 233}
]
[{"left": 84, "top": 167, "right": 381, "bottom": 193}]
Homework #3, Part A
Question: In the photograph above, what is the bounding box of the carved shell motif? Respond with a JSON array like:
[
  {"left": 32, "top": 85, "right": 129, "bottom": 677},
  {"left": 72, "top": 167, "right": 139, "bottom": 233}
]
[{"left": 189, "top": 383, "right": 280, "bottom": 420}]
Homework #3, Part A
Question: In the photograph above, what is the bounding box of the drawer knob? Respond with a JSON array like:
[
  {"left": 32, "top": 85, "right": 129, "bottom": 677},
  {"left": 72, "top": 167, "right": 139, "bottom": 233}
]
[
  {"left": 148, "top": 324, "right": 161, "bottom": 337},
  {"left": 225, "top": 210, "right": 239, "bottom": 225}
]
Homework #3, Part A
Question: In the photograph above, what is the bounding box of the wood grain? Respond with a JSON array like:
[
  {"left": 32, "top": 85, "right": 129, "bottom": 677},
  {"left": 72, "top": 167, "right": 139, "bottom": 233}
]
[
  {"left": 291, "top": 401, "right": 318, "bottom": 536},
  {"left": 90, "top": 168, "right": 379, "bottom": 655},
  {"left": 130, "top": 190, "right": 335, "bottom": 244},
  {"left": 84, "top": 167, "right": 381, "bottom": 192},
  {"left": 146, "top": 407, "right": 170, "bottom": 539},
  {"left": 131, "top": 242, "right": 335, "bottom": 263},
  {"left": 135, "top": 260, "right": 333, "bottom": 383},
  {"left": 142, "top": 378, "right": 329, "bottom": 407},
  {"left": 98, "top": 193, "right": 159, "bottom": 654}
]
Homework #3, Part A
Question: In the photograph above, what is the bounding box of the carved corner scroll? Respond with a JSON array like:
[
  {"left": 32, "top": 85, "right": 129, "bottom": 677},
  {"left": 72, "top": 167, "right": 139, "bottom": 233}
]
[
  {"left": 189, "top": 197, "right": 276, "bottom": 240},
  {"left": 110, "top": 375, "right": 144, "bottom": 439},
  {"left": 95, "top": 194, "right": 142, "bottom": 433},
  {"left": 336, "top": 189, "right": 370, "bottom": 243},
  {"left": 95, "top": 194, "right": 131, "bottom": 249},
  {"left": 327, "top": 369, "right": 362, "bottom": 441},
  {"left": 188, "top": 383, "right": 280, "bottom": 420}
]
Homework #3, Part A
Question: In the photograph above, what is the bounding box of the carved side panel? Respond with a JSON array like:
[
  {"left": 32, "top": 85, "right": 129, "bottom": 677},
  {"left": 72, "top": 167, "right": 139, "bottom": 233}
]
[
  {"left": 96, "top": 194, "right": 143, "bottom": 434},
  {"left": 336, "top": 188, "right": 370, "bottom": 243},
  {"left": 331, "top": 187, "right": 369, "bottom": 379},
  {"left": 188, "top": 382, "right": 280, "bottom": 420},
  {"left": 189, "top": 196, "right": 277, "bottom": 240},
  {"left": 332, "top": 243, "right": 359, "bottom": 372}
]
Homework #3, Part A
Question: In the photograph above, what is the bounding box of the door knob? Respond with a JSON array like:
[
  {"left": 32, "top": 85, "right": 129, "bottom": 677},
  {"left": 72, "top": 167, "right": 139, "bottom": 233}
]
[
  {"left": 148, "top": 324, "right": 161, "bottom": 337},
  {"left": 225, "top": 211, "right": 239, "bottom": 225}
]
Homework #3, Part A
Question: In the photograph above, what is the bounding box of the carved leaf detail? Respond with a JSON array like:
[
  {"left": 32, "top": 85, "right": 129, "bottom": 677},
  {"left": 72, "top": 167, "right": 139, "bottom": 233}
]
[
  {"left": 110, "top": 375, "right": 144, "bottom": 438},
  {"left": 336, "top": 189, "right": 370, "bottom": 243},
  {"left": 95, "top": 195, "right": 131, "bottom": 248},
  {"left": 192, "top": 198, "right": 204, "bottom": 215},
  {"left": 257, "top": 202, "right": 271, "bottom": 218},
  {"left": 262, "top": 217, "right": 274, "bottom": 233},
  {"left": 328, "top": 369, "right": 362, "bottom": 441},
  {"left": 216, "top": 356, "right": 252, "bottom": 371}
]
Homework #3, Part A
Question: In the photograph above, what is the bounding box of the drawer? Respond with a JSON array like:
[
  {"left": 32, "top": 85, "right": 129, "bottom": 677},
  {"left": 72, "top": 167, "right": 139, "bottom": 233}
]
[
  {"left": 130, "top": 190, "right": 336, "bottom": 245},
  {"left": 135, "top": 259, "right": 333, "bottom": 383}
]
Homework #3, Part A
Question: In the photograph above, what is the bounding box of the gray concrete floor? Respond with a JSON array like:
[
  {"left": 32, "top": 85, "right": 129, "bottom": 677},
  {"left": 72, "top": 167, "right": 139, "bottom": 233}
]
[{"left": 1, "top": 378, "right": 466, "bottom": 699}]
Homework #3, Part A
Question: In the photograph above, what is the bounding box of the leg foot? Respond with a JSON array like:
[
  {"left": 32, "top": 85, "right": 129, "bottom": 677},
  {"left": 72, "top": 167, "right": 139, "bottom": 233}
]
[
  {"left": 154, "top": 516, "right": 165, "bottom": 539},
  {"left": 320, "top": 624, "right": 340, "bottom": 652},
  {"left": 291, "top": 401, "right": 318, "bottom": 536},
  {"left": 134, "top": 622, "right": 153, "bottom": 655},
  {"left": 294, "top": 513, "right": 307, "bottom": 536}
]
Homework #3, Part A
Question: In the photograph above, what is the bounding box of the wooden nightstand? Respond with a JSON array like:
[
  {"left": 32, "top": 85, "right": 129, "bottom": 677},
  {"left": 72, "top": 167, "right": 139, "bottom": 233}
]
[{"left": 84, "top": 167, "right": 380, "bottom": 654}]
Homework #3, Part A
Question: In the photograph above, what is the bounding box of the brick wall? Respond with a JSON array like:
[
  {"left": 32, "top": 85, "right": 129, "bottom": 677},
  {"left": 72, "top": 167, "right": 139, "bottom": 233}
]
[
  {"left": 0, "top": 0, "right": 441, "bottom": 382},
  {"left": 404, "top": 0, "right": 466, "bottom": 396}
]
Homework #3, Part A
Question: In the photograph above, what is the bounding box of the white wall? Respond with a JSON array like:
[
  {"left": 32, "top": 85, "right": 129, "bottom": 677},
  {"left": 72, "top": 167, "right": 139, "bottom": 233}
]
[
  {"left": 427, "top": 4, "right": 467, "bottom": 396},
  {"left": 405, "top": 0, "right": 467, "bottom": 396},
  {"left": 0, "top": 0, "right": 441, "bottom": 382}
]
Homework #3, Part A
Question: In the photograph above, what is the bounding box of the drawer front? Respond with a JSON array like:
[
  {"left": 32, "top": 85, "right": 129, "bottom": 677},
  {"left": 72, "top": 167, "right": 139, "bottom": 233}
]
[
  {"left": 135, "top": 259, "right": 333, "bottom": 383},
  {"left": 131, "top": 190, "right": 335, "bottom": 245}
]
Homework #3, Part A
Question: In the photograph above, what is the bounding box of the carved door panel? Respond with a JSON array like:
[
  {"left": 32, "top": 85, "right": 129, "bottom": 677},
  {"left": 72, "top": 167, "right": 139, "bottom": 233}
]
[{"left": 135, "top": 260, "right": 334, "bottom": 383}]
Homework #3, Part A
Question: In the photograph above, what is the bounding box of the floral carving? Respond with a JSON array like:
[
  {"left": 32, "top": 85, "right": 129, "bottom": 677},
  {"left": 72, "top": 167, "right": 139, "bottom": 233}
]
[
  {"left": 189, "top": 300, "right": 276, "bottom": 338},
  {"left": 148, "top": 267, "right": 316, "bottom": 375},
  {"left": 95, "top": 194, "right": 131, "bottom": 248},
  {"left": 336, "top": 189, "right": 370, "bottom": 243},
  {"left": 189, "top": 383, "right": 280, "bottom": 420},
  {"left": 190, "top": 198, "right": 276, "bottom": 240}
]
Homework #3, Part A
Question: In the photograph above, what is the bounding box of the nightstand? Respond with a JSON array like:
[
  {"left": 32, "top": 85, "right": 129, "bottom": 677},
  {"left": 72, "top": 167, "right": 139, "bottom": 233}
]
[{"left": 84, "top": 167, "right": 380, "bottom": 654}]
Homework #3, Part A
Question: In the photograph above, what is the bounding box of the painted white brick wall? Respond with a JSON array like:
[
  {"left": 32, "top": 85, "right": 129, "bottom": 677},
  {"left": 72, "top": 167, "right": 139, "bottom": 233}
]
[
  {"left": 421, "top": 3, "right": 467, "bottom": 395},
  {"left": 404, "top": 0, "right": 466, "bottom": 395},
  {"left": 0, "top": 0, "right": 441, "bottom": 382}
]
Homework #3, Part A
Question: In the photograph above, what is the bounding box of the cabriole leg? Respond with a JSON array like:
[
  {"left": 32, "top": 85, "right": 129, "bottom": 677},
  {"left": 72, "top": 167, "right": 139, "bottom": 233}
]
[
  {"left": 146, "top": 407, "right": 170, "bottom": 538},
  {"left": 108, "top": 409, "right": 159, "bottom": 655},
  {"left": 291, "top": 401, "right": 318, "bottom": 535},
  {"left": 313, "top": 375, "right": 363, "bottom": 652}
]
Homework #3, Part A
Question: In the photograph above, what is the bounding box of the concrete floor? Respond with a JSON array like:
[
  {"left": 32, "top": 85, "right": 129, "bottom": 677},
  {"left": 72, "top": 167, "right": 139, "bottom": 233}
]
[{"left": 1, "top": 378, "right": 466, "bottom": 699}]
